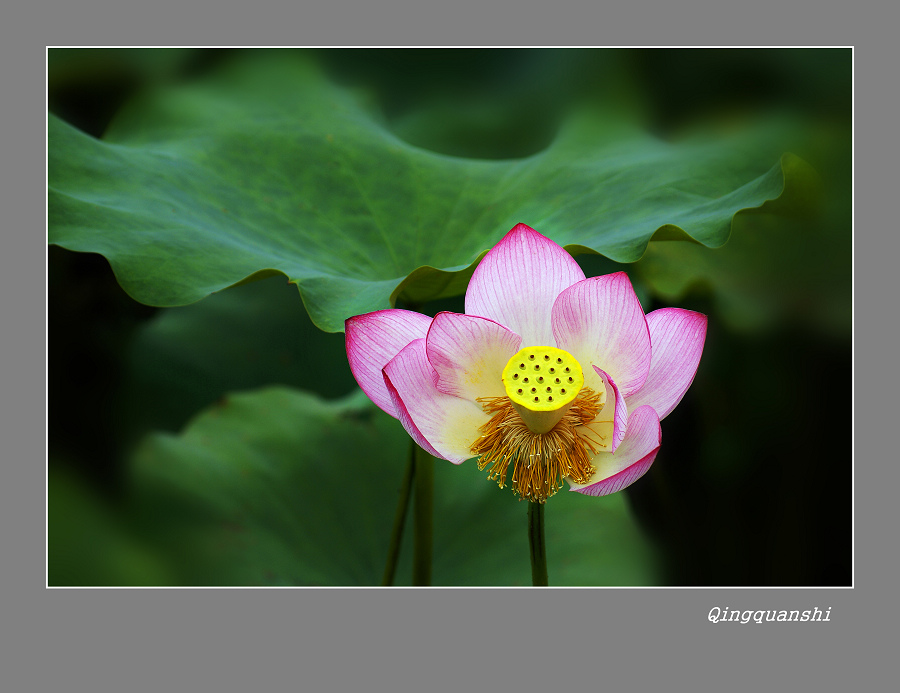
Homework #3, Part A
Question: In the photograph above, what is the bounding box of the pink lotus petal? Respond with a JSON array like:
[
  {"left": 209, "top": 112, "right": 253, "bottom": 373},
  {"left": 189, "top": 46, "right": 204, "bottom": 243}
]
[
  {"left": 592, "top": 366, "right": 628, "bottom": 452},
  {"left": 345, "top": 309, "right": 432, "bottom": 418},
  {"left": 383, "top": 339, "right": 489, "bottom": 464},
  {"left": 465, "top": 224, "right": 585, "bottom": 347},
  {"left": 570, "top": 405, "right": 661, "bottom": 496},
  {"left": 426, "top": 312, "right": 522, "bottom": 402},
  {"left": 552, "top": 273, "right": 652, "bottom": 398},
  {"left": 625, "top": 308, "right": 707, "bottom": 421}
]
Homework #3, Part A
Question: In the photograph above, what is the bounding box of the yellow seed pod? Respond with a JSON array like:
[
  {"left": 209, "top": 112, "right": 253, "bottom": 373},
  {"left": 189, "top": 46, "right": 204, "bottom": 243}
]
[{"left": 501, "top": 346, "right": 585, "bottom": 433}]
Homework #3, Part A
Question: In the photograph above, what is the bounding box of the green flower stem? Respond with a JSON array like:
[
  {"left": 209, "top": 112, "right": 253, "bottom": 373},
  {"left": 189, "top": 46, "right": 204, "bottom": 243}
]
[
  {"left": 528, "top": 501, "right": 549, "bottom": 586},
  {"left": 412, "top": 444, "right": 434, "bottom": 586},
  {"left": 380, "top": 443, "right": 416, "bottom": 586}
]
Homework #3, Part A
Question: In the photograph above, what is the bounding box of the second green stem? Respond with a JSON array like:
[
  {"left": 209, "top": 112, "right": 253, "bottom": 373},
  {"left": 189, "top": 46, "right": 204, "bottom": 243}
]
[{"left": 412, "top": 444, "right": 434, "bottom": 586}]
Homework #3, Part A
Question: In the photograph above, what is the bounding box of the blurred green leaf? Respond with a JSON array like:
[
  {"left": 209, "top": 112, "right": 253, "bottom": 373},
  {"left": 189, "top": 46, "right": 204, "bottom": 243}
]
[
  {"left": 49, "top": 51, "right": 811, "bottom": 332},
  {"left": 128, "top": 386, "right": 657, "bottom": 586},
  {"left": 49, "top": 466, "right": 174, "bottom": 586}
]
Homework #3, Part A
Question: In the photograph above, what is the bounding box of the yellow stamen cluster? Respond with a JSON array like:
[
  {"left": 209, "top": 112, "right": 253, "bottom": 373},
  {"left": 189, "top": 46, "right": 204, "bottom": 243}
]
[{"left": 471, "top": 390, "right": 604, "bottom": 503}]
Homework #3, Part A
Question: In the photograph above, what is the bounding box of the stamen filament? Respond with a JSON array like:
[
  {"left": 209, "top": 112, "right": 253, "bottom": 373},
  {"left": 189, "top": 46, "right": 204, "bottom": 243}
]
[{"left": 472, "top": 389, "right": 604, "bottom": 503}]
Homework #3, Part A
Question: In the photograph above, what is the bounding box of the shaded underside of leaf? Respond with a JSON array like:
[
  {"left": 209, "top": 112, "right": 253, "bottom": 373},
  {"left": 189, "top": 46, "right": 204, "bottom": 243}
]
[
  {"left": 119, "top": 275, "right": 357, "bottom": 437},
  {"left": 49, "top": 52, "right": 812, "bottom": 332}
]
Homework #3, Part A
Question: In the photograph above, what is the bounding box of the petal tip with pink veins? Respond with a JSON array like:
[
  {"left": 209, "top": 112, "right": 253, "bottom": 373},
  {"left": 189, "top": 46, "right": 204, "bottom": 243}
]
[
  {"left": 465, "top": 223, "right": 585, "bottom": 347},
  {"left": 624, "top": 307, "right": 708, "bottom": 421},
  {"left": 345, "top": 309, "right": 432, "bottom": 418}
]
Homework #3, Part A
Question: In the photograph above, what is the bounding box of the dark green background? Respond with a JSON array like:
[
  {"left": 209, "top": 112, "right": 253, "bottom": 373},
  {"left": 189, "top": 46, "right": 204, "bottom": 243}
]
[{"left": 48, "top": 48, "right": 851, "bottom": 586}]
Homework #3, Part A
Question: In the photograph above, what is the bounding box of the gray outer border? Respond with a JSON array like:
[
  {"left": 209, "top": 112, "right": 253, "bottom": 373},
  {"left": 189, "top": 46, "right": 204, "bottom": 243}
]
[{"left": 8, "top": 0, "right": 888, "bottom": 689}]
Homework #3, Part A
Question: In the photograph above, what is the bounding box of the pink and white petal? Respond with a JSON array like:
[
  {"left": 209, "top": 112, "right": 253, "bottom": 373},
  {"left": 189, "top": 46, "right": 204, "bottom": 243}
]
[
  {"left": 465, "top": 223, "right": 585, "bottom": 347},
  {"left": 426, "top": 312, "right": 522, "bottom": 402},
  {"left": 552, "top": 272, "right": 651, "bottom": 398},
  {"left": 625, "top": 308, "right": 707, "bottom": 421},
  {"left": 346, "top": 309, "right": 433, "bottom": 418},
  {"left": 592, "top": 366, "right": 628, "bottom": 453},
  {"left": 569, "top": 405, "right": 661, "bottom": 497},
  {"left": 383, "top": 339, "right": 488, "bottom": 464}
]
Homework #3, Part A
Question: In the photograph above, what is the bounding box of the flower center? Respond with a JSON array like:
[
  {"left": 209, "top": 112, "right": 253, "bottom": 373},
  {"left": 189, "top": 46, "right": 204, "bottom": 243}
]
[
  {"left": 470, "top": 346, "right": 606, "bottom": 503},
  {"left": 501, "top": 346, "right": 585, "bottom": 434},
  {"left": 471, "top": 390, "right": 603, "bottom": 503}
]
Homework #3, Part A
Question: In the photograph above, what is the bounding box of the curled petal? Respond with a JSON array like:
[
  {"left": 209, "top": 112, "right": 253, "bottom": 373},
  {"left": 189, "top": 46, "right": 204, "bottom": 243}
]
[
  {"left": 383, "top": 339, "right": 488, "bottom": 464},
  {"left": 569, "top": 405, "right": 661, "bottom": 497},
  {"left": 426, "top": 312, "right": 522, "bottom": 402},
  {"left": 592, "top": 366, "right": 627, "bottom": 453},
  {"left": 626, "top": 308, "right": 707, "bottom": 421},
  {"left": 552, "top": 272, "right": 652, "bottom": 398},
  {"left": 465, "top": 223, "right": 585, "bottom": 347},
  {"left": 345, "top": 309, "right": 432, "bottom": 418}
]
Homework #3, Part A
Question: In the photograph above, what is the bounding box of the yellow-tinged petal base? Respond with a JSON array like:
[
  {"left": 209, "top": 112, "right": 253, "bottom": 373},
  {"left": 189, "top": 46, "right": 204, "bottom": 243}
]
[{"left": 471, "top": 389, "right": 605, "bottom": 503}]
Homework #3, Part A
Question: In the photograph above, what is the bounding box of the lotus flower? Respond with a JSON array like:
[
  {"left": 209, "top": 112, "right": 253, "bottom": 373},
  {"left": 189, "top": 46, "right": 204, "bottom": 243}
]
[{"left": 346, "top": 224, "right": 707, "bottom": 503}]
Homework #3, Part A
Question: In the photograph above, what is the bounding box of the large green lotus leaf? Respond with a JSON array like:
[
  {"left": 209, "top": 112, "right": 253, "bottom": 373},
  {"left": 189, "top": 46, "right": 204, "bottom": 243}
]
[
  {"left": 49, "top": 52, "right": 807, "bottom": 333},
  {"left": 635, "top": 139, "right": 848, "bottom": 337},
  {"left": 129, "top": 386, "right": 656, "bottom": 586}
]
